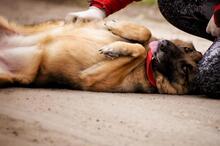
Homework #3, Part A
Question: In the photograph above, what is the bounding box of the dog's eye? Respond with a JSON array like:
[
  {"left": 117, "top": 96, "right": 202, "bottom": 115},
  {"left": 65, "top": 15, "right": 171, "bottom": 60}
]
[
  {"left": 181, "top": 64, "right": 193, "bottom": 74},
  {"left": 183, "top": 47, "right": 193, "bottom": 53},
  {"left": 182, "top": 65, "right": 188, "bottom": 74},
  {"left": 160, "top": 46, "right": 167, "bottom": 53}
]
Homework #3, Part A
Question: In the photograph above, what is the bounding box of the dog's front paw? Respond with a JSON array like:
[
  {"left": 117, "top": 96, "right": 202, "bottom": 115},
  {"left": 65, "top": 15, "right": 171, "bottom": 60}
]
[
  {"left": 99, "top": 46, "right": 121, "bottom": 59},
  {"left": 104, "top": 20, "right": 118, "bottom": 31}
]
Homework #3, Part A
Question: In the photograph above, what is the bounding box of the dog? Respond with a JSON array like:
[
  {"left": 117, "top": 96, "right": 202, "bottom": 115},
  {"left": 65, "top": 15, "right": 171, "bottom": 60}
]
[{"left": 0, "top": 17, "right": 202, "bottom": 94}]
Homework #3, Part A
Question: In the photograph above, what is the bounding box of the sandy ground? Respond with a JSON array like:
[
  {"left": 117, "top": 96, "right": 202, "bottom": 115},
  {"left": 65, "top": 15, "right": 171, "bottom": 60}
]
[{"left": 0, "top": 0, "right": 219, "bottom": 146}]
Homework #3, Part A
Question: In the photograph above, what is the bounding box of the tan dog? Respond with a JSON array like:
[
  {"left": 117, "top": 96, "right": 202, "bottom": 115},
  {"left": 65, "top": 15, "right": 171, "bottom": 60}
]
[{"left": 0, "top": 17, "right": 202, "bottom": 94}]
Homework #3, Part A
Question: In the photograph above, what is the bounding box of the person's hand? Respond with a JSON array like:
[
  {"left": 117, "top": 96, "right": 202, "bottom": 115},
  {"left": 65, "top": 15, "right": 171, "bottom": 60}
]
[
  {"left": 65, "top": 6, "right": 106, "bottom": 23},
  {"left": 206, "top": 15, "right": 220, "bottom": 37}
]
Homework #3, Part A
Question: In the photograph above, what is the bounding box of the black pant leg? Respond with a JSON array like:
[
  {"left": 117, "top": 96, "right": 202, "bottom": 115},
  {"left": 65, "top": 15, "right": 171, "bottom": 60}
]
[
  {"left": 158, "top": 0, "right": 218, "bottom": 41},
  {"left": 190, "top": 38, "right": 220, "bottom": 97}
]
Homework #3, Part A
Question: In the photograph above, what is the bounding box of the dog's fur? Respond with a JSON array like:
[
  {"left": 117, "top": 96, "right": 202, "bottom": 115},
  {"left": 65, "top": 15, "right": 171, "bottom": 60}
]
[{"left": 0, "top": 17, "right": 202, "bottom": 94}]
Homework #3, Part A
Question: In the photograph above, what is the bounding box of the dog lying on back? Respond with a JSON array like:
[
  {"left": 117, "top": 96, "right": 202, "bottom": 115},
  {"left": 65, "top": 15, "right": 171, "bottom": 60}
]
[{"left": 0, "top": 17, "right": 202, "bottom": 94}]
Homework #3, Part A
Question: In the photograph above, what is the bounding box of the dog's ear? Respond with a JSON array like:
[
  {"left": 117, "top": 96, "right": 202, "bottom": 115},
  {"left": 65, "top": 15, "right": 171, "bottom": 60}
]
[
  {"left": 171, "top": 39, "right": 194, "bottom": 49},
  {"left": 170, "top": 39, "right": 184, "bottom": 46},
  {"left": 170, "top": 39, "right": 203, "bottom": 62}
]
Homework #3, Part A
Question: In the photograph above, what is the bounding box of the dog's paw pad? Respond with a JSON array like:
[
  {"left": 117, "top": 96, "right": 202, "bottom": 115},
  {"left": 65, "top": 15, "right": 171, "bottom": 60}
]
[{"left": 99, "top": 47, "right": 120, "bottom": 59}]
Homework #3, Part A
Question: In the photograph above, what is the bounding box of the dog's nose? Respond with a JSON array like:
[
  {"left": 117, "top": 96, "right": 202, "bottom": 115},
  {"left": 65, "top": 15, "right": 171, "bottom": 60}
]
[
  {"left": 195, "top": 52, "right": 203, "bottom": 63},
  {"left": 160, "top": 40, "right": 168, "bottom": 47},
  {"left": 159, "top": 40, "right": 168, "bottom": 52}
]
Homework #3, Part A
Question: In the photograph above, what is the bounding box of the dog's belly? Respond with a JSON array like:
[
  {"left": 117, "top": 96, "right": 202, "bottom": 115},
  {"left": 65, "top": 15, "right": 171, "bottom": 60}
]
[
  {"left": 34, "top": 26, "right": 126, "bottom": 86},
  {"left": 0, "top": 21, "right": 133, "bottom": 88}
]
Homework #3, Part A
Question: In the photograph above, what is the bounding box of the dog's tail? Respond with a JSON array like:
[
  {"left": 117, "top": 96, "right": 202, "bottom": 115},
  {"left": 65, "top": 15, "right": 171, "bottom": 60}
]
[{"left": 0, "top": 16, "right": 64, "bottom": 35}]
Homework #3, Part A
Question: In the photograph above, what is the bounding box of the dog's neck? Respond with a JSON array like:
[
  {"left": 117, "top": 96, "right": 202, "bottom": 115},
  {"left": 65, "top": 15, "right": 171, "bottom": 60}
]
[
  {"left": 120, "top": 61, "right": 157, "bottom": 93},
  {"left": 122, "top": 44, "right": 158, "bottom": 93}
]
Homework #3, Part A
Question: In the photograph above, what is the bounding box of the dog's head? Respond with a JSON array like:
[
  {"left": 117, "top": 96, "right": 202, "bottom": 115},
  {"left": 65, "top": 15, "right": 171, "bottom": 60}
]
[{"left": 148, "top": 39, "right": 202, "bottom": 94}]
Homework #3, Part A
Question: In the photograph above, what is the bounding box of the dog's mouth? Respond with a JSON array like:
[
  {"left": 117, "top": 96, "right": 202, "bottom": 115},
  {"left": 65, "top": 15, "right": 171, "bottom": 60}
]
[
  {"left": 149, "top": 40, "right": 173, "bottom": 66},
  {"left": 146, "top": 40, "right": 168, "bottom": 87},
  {"left": 149, "top": 41, "right": 159, "bottom": 56},
  {"left": 146, "top": 41, "right": 160, "bottom": 88},
  {"left": 148, "top": 41, "right": 160, "bottom": 65}
]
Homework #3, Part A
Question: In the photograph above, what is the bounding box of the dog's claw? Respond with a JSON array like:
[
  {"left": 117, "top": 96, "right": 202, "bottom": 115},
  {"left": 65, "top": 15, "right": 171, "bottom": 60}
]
[
  {"left": 99, "top": 47, "right": 120, "bottom": 59},
  {"left": 105, "top": 19, "right": 118, "bottom": 31}
]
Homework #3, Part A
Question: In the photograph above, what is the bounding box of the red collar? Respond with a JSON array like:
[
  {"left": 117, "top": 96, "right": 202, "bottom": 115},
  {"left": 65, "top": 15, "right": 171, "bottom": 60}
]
[{"left": 146, "top": 48, "right": 157, "bottom": 87}]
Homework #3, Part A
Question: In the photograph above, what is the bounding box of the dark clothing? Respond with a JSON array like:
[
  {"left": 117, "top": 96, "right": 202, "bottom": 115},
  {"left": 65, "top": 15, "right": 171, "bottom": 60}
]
[
  {"left": 214, "top": 3, "right": 220, "bottom": 27},
  {"left": 158, "top": 0, "right": 219, "bottom": 41},
  {"left": 190, "top": 38, "right": 220, "bottom": 98},
  {"left": 158, "top": 0, "right": 220, "bottom": 97}
]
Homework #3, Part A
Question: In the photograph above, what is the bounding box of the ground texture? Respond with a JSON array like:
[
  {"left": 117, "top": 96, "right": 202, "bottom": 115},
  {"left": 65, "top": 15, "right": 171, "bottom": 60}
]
[{"left": 0, "top": 0, "right": 219, "bottom": 146}]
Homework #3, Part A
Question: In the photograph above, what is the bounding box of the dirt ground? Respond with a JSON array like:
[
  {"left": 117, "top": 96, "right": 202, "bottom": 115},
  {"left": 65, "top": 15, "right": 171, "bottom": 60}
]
[{"left": 0, "top": 0, "right": 219, "bottom": 146}]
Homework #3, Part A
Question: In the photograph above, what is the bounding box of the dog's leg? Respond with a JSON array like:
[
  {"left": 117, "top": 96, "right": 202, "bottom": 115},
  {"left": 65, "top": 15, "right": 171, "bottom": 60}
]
[
  {"left": 0, "top": 16, "right": 64, "bottom": 49},
  {"left": 105, "top": 20, "right": 151, "bottom": 43},
  {"left": 0, "top": 16, "right": 64, "bottom": 35},
  {"left": 0, "top": 27, "right": 64, "bottom": 49},
  {"left": 0, "top": 45, "right": 42, "bottom": 86},
  {"left": 99, "top": 41, "right": 147, "bottom": 58},
  {"left": 79, "top": 41, "right": 146, "bottom": 91}
]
